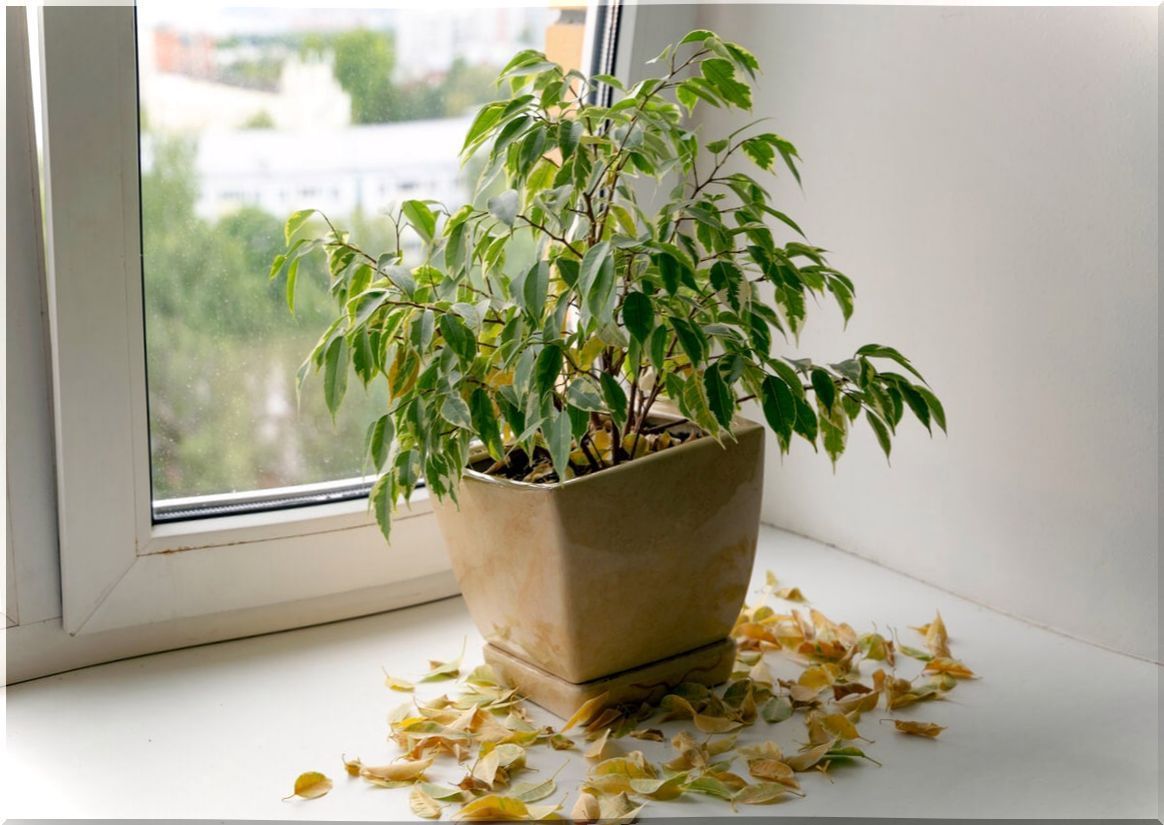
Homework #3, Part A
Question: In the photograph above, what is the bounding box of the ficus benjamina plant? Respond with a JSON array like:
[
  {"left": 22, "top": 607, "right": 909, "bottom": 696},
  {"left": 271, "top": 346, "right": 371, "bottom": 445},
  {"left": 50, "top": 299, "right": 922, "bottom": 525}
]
[{"left": 271, "top": 29, "right": 945, "bottom": 540}]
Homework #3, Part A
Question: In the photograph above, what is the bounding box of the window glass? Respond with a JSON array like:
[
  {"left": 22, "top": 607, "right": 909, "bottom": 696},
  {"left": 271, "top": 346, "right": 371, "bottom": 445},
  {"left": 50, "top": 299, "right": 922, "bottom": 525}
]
[{"left": 136, "top": 3, "right": 592, "bottom": 507}]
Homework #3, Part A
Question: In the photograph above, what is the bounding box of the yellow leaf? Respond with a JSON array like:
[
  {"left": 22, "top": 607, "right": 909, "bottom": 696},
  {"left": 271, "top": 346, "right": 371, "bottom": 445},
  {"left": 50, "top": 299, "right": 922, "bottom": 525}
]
[
  {"left": 410, "top": 784, "right": 444, "bottom": 819},
  {"left": 920, "top": 611, "right": 952, "bottom": 658},
  {"left": 284, "top": 771, "right": 332, "bottom": 800},
  {"left": 765, "top": 570, "right": 779, "bottom": 588},
  {"left": 577, "top": 337, "right": 606, "bottom": 371},
  {"left": 597, "top": 792, "right": 644, "bottom": 825},
  {"left": 892, "top": 720, "right": 947, "bottom": 738},
  {"left": 735, "top": 782, "right": 798, "bottom": 805},
  {"left": 628, "top": 728, "right": 664, "bottom": 742},
  {"left": 798, "top": 665, "right": 835, "bottom": 691},
  {"left": 584, "top": 728, "right": 610, "bottom": 760},
  {"left": 561, "top": 691, "right": 610, "bottom": 732},
  {"left": 821, "top": 712, "right": 863, "bottom": 741},
  {"left": 570, "top": 790, "right": 601, "bottom": 823},
  {"left": 776, "top": 586, "right": 807, "bottom": 602},
  {"left": 383, "top": 671, "right": 416, "bottom": 692},
  {"left": 360, "top": 757, "right": 434, "bottom": 783},
  {"left": 748, "top": 758, "right": 797, "bottom": 786},
  {"left": 785, "top": 739, "right": 837, "bottom": 772},
  {"left": 454, "top": 793, "right": 531, "bottom": 821},
  {"left": 924, "top": 657, "right": 975, "bottom": 679},
  {"left": 342, "top": 755, "right": 363, "bottom": 777}
]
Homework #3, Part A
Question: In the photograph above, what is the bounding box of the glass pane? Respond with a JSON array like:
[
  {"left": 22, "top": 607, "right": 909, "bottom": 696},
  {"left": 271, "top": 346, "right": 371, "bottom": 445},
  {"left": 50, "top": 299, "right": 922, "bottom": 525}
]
[{"left": 136, "top": 3, "right": 592, "bottom": 506}]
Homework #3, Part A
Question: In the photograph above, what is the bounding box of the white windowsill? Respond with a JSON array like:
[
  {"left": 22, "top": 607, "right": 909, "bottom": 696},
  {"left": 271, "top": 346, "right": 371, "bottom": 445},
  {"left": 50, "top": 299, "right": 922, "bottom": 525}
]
[{"left": 4, "top": 526, "right": 1159, "bottom": 820}]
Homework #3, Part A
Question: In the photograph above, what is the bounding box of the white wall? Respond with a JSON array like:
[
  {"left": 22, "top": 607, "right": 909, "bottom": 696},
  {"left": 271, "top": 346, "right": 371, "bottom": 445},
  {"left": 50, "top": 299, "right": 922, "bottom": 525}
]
[{"left": 697, "top": 4, "right": 1158, "bottom": 660}]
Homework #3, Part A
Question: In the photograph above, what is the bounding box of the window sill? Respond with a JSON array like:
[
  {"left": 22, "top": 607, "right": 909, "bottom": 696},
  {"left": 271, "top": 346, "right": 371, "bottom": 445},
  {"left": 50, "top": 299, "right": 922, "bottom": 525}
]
[{"left": 5, "top": 526, "right": 1158, "bottom": 819}]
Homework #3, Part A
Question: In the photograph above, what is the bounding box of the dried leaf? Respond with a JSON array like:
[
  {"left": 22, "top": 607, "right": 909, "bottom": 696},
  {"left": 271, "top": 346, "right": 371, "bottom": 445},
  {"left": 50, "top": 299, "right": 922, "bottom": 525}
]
[
  {"left": 761, "top": 695, "right": 793, "bottom": 723},
  {"left": 916, "top": 611, "right": 952, "bottom": 658},
  {"left": 384, "top": 670, "right": 416, "bottom": 692},
  {"left": 410, "top": 784, "right": 444, "bottom": 819},
  {"left": 511, "top": 777, "right": 557, "bottom": 803},
  {"left": 361, "top": 757, "right": 434, "bottom": 783},
  {"left": 892, "top": 720, "right": 946, "bottom": 738},
  {"left": 628, "top": 728, "right": 665, "bottom": 742},
  {"left": 748, "top": 758, "right": 798, "bottom": 788},
  {"left": 824, "top": 744, "right": 882, "bottom": 766},
  {"left": 628, "top": 772, "right": 688, "bottom": 800},
  {"left": 764, "top": 570, "right": 779, "bottom": 588},
  {"left": 660, "top": 693, "right": 743, "bottom": 733},
  {"left": 735, "top": 782, "right": 798, "bottom": 805},
  {"left": 570, "top": 790, "right": 601, "bottom": 823},
  {"left": 597, "top": 792, "right": 644, "bottom": 825},
  {"left": 454, "top": 793, "right": 530, "bottom": 821},
  {"left": 684, "top": 775, "right": 735, "bottom": 801},
  {"left": 549, "top": 733, "right": 575, "bottom": 750},
  {"left": 924, "top": 657, "right": 975, "bottom": 679},
  {"left": 785, "top": 739, "right": 837, "bottom": 772},
  {"left": 421, "top": 782, "right": 465, "bottom": 802},
  {"left": 821, "top": 712, "right": 863, "bottom": 741},
  {"left": 899, "top": 643, "right": 933, "bottom": 662},
  {"left": 584, "top": 728, "right": 610, "bottom": 760},
  {"left": 422, "top": 643, "right": 465, "bottom": 683},
  {"left": 284, "top": 771, "right": 333, "bottom": 800},
  {"left": 561, "top": 692, "right": 610, "bottom": 732},
  {"left": 775, "top": 586, "right": 807, "bottom": 602},
  {"left": 342, "top": 755, "right": 363, "bottom": 777}
]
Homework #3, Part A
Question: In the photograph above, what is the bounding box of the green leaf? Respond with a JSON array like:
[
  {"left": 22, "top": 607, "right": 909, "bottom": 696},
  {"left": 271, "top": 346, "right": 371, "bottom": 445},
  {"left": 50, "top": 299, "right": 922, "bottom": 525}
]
[
  {"left": 621, "top": 291, "right": 654, "bottom": 344},
  {"left": 579, "top": 241, "right": 612, "bottom": 295},
  {"left": 401, "top": 200, "right": 437, "bottom": 243},
  {"left": 369, "top": 473, "right": 394, "bottom": 542},
  {"left": 520, "top": 260, "right": 549, "bottom": 319},
  {"left": 440, "top": 393, "right": 473, "bottom": 430},
  {"left": 811, "top": 368, "right": 836, "bottom": 413},
  {"left": 701, "top": 58, "right": 752, "bottom": 109},
  {"left": 469, "top": 388, "right": 503, "bottom": 461},
  {"left": 761, "top": 375, "right": 795, "bottom": 449},
  {"left": 544, "top": 408, "right": 572, "bottom": 481},
  {"left": 558, "top": 119, "right": 583, "bottom": 161},
  {"left": 462, "top": 101, "right": 504, "bottom": 153},
  {"left": 556, "top": 257, "right": 580, "bottom": 288},
  {"left": 654, "top": 251, "right": 681, "bottom": 296},
  {"left": 669, "top": 316, "right": 707, "bottom": 366},
  {"left": 866, "top": 410, "right": 892, "bottom": 462},
  {"left": 914, "top": 385, "right": 947, "bottom": 432},
  {"left": 566, "top": 379, "right": 604, "bottom": 412},
  {"left": 366, "top": 414, "right": 394, "bottom": 472},
  {"left": 284, "top": 208, "right": 316, "bottom": 244},
  {"left": 439, "top": 313, "right": 476, "bottom": 364},
  {"left": 323, "top": 336, "right": 349, "bottom": 420},
  {"left": 533, "top": 344, "right": 563, "bottom": 396},
  {"left": 600, "top": 373, "right": 628, "bottom": 430},
  {"left": 487, "top": 189, "right": 519, "bottom": 226},
  {"left": 703, "top": 366, "right": 734, "bottom": 429},
  {"left": 680, "top": 29, "right": 716, "bottom": 44}
]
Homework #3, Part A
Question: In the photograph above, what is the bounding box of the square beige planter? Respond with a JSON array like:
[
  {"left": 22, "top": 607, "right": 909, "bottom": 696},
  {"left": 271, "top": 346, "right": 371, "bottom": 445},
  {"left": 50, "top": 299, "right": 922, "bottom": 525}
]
[{"left": 432, "top": 414, "right": 764, "bottom": 717}]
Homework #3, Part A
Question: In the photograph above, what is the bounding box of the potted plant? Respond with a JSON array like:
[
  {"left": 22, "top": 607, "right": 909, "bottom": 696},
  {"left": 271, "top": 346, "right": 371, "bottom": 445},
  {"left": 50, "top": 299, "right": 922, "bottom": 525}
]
[{"left": 271, "top": 30, "right": 944, "bottom": 717}]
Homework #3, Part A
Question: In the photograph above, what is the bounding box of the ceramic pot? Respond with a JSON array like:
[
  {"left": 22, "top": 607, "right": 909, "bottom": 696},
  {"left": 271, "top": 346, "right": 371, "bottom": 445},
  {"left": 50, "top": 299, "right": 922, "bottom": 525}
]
[{"left": 431, "top": 414, "right": 764, "bottom": 686}]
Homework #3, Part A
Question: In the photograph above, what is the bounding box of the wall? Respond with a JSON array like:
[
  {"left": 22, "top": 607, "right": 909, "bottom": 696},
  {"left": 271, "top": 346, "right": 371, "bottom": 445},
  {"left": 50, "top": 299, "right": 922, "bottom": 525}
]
[{"left": 697, "top": 4, "right": 1158, "bottom": 660}]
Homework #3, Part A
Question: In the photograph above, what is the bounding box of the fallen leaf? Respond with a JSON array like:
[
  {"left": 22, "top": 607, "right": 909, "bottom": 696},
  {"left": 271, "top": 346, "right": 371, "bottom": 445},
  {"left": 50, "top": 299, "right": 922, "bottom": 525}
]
[
  {"left": 684, "top": 776, "right": 736, "bottom": 801},
  {"left": 511, "top": 777, "right": 557, "bottom": 803},
  {"left": 748, "top": 758, "right": 798, "bottom": 787},
  {"left": 597, "top": 791, "right": 644, "bottom": 825},
  {"left": 823, "top": 744, "right": 882, "bottom": 766},
  {"left": 784, "top": 739, "right": 837, "bottom": 772},
  {"left": 383, "top": 670, "right": 416, "bottom": 692},
  {"left": 549, "top": 733, "right": 575, "bottom": 750},
  {"left": 361, "top": 757, "right": 434, "bottom": 783},
  {"left": 561, "top": 692, "right": 610, "bottom": 732},
  {"left": 422, "top": 642, "right": 466, "bottom": 683},
  {"left": 916, "top": 611, "right": 952, "bottom": 658},
  {"left": 421, "top": 782, "right": 465, "bottom": 801},
  {"left": 898, "top": 643, "right": 933, "bottom": 662},
  {"left": 584, "top": 728, "right": 610, "bottom": 760},
  {"left": 454, "top": 793, "right": 530, "bottom": 821},
  {"left": 628, "top": 728, "right": 664, "bottom": 742},
  {"left": 776, "top": 586, "right": 807, "bottom": 602},
  {"left": 891, "top": 720, "right": 946, "bottom": 738},
  {"left": 570, "top": 790, "right": 601, "bottom": 823},
  {"left": 342, "top": 755, "right": 363, "bottom": 777},
  {"left": 761, "top": 695, "right": 793, "bottom": 723},
  {"left": 410, "top": 784, "right": 444, "bottom": 819},
  {"left": 924, "top": 657, "right": 975, "bottom": 679},
  {"left": 734, "top": 782, "right": 799, "bottom": 804},
  {"left": 284, "top": 771, "right": 332, "bottom": 800},
  {"left": 628, "top": 772, "right": 688, "bottom": 800}
]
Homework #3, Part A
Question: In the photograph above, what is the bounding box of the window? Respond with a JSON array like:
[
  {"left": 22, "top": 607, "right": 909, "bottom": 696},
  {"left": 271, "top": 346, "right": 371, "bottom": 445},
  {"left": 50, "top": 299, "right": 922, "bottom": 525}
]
[{"left": 36, "top": 2, "right": 620, "bottom": 637}]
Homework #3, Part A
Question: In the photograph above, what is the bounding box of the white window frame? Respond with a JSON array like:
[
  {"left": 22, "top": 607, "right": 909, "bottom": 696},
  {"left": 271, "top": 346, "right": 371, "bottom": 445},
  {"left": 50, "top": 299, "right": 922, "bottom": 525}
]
[
  {"left": 38, "top": 3, "right": 615, "bottom": 640},
  {"left": 39, "top": 5, "right": 456, "bottom": 637}
]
